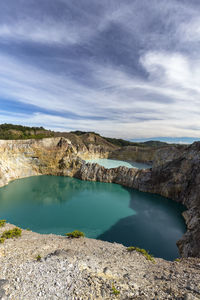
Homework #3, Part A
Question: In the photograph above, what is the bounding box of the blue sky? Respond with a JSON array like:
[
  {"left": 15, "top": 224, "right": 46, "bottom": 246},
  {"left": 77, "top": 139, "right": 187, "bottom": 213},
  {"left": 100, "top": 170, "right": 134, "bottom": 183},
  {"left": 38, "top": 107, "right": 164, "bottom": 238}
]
[{"left": 0, "top": 0, "right": 200, "bottom": 139}]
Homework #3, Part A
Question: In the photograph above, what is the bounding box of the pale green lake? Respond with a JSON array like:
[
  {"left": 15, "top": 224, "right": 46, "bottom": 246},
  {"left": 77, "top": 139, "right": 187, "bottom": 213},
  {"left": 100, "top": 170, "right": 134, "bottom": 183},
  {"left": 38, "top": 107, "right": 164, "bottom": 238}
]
[{"left": 84, "top": 158, "right": 151, "bottom": 169}]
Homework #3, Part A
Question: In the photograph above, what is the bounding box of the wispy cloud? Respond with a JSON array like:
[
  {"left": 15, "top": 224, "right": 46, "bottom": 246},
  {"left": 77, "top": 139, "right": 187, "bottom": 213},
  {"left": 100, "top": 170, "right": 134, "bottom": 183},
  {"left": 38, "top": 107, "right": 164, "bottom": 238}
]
[
  {"left": 0, "top": 21, "right": 83, "bottom": 45},
  {"left": 0, "top": 1, "right": 115, "bottom": 46},
  {"left": 0, "top": 0, "right": 200, "bottom": 138}
]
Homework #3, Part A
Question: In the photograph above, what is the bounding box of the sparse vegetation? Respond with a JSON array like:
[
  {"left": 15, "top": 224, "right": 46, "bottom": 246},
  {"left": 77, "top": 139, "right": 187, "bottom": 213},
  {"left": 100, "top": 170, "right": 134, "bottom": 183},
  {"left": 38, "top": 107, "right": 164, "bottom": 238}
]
[
  {"left": 36, "top": 254, "right": 42, "bottom": 261},
  {"left": 127, "top": 246, "right": 137, "bottom": 252},
  {"left": 175, "top": 258, "right": 181, "bottom": 262},
  {"left": 0, "top": 220, "right": 6, "bottom": 227},
  {"left": 127, "top": 246, "right": 155, "bottom": 263},
  {"left": 70, "top": 130, "right": 100, "bottom": 136},
  {"left": 0, "top": 238, "right": 5, "bottom": 244},
  {"left": 65, "top": 230, "right": 85, "bottom": 238},
  {"left": 112, "top": 284, "right": 120, "bottom": 295},
  {"left": 0, "top": 123, "right": 53, "bottom": 140},
  {"left": 1, "top": 227, "right": 22, "bottom": 239},
  {"left": 104, "top": 137, "right": 141, "bottom": 147},
  {"left": 142, "top": 140, "right": 168, "bottom": 147}
]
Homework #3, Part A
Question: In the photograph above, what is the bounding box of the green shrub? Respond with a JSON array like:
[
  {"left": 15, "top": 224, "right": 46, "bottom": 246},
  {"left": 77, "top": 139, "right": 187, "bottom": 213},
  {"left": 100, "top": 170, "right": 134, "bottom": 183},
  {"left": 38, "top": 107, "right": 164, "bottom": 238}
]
[
  {"left": 175, "top": 258, "right": 180, "bottom": 262},
  {"left": 112, "top": 284, "right": 120, "bottom": 295},
  {"left": 65, "top": 230, "right": 85, "bottom": 238},
  {"left": 1, "top": 227, "right": 22, "bottom": 239},
  {"left": 127, "top": 246, "right": 136, "bottom": 252},
  {"left": 0, "top": 238, "right": 5, "bottom": 244},
  {"left": 0, "top": 220, "right": 6, "bottom": 227},
  {"left": 36, "top": 254, "right": 42, "bottom": 261},
  {"left": 127, "top": 246, "right": 155, "bottom": 263}
]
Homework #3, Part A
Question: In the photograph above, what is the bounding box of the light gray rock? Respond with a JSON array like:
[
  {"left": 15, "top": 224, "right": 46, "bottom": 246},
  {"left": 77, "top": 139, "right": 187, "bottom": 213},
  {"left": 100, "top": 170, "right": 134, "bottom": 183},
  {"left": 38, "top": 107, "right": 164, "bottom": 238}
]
[{"left": 0, "top": 224, "right": 199, "bottom": 300}]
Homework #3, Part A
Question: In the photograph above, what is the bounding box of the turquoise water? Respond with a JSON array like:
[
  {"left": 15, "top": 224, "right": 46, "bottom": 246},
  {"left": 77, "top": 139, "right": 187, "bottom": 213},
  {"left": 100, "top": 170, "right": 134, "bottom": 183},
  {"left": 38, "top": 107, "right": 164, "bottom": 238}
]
[
  {"left": 85, "top": 158, "right": 150, "bottom": 169},
  {"left": 0, "top": 176, "right": 186, "bottom": 260}
]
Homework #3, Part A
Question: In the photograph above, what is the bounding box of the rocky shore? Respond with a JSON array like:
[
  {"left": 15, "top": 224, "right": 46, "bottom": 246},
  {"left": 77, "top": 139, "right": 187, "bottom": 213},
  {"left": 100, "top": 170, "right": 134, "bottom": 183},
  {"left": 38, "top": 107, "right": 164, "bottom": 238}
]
[{"left": 0, "top": 223, "right": 200, "bottom": 300}]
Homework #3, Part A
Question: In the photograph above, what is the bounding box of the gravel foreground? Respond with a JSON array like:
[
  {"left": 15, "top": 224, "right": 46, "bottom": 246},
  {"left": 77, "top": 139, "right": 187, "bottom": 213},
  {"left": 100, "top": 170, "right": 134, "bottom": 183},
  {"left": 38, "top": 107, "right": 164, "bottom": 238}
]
[{"left": 0, "top": 224, "right": 200, "bottom": 300}]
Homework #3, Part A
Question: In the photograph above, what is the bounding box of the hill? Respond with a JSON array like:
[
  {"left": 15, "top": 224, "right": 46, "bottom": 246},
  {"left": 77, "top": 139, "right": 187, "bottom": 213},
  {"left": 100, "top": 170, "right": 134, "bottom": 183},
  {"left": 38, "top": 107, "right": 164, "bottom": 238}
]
[
  {"left": 0, "top": 124, "right": 53, "bottom": 140},
  {"left": 0, "top": 124, "right": 169, "bottom": 149},
  {"left": 70, "top": 130, "right": 168, "bottom": 148}
]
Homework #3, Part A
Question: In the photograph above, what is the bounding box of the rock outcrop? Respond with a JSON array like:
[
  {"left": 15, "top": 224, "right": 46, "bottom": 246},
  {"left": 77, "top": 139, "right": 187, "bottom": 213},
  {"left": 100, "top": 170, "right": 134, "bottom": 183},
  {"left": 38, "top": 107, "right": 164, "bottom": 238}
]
[
  {"left": 55, "top": 132, "right": 119, "bottom": 159},
  {"left": 0, "top": 137, "right": 200, "bottom": 259}
]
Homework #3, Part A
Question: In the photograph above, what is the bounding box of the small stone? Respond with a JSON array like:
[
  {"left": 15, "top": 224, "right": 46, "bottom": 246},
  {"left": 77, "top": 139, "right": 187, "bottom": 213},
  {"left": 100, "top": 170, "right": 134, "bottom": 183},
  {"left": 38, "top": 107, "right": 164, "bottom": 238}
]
[{"left": 184, "top": 293, "right": 200, "bottom": 300}]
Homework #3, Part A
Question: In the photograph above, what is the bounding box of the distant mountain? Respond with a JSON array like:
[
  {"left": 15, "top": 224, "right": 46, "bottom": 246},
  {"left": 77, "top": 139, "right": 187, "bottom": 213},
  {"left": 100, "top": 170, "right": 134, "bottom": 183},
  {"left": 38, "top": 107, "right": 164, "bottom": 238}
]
[
  {"left": 130, "top": 137, "right": 200, "bottom": 144},
  {"left": 142, "top": 140, "right": 168, "bottom": 147}
]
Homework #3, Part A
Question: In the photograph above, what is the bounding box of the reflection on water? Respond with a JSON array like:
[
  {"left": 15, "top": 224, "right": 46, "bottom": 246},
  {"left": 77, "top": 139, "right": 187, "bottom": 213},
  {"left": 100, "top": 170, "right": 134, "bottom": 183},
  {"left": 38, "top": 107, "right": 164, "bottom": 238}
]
[
  {"left": 0, "top": 176, "right": 134, "bottom": 238},
  {"left": 0, "top": 175, "right": 185, "bottom": 260}
]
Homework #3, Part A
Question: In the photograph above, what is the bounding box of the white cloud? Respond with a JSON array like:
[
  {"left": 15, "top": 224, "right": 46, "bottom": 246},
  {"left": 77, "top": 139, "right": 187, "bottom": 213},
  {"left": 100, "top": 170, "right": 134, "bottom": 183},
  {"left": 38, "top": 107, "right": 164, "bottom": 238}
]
[
  {"left": 178, "top": 17, "right": 200, "bottom": 43},
  {"left": 0, "top": 20, "right": 91, "bottom": 45},
  {"left": 1, "top": 1, "right": 200, "bottom": 138},
  {"left": 140, "top": 51, "right": 200, "bottom": 103},
  {"left": 0, "top": 53, "right": 167, "bottom": 118},
  {"left": 0, "top": 2, "right": 122, "bottom": 46},
  {"left": 1, "top": 109, "right": 200, "bottom": 140},
  {"left": 1, "top": 49, "right": 200, "bottom": 138}
]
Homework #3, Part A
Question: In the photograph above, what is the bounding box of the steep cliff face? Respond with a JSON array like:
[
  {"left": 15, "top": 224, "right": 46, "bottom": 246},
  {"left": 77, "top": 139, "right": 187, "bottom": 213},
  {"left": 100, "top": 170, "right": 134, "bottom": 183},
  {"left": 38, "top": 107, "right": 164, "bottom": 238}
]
[
  {"left": 152, "top": 144, "right": 187, "bottom": 167},
  {"left": 0, "top": 138, "right": 68, "bottom": 187},
  {"left": 109, "top": 145, "right": 156, "bottom": 163},
  {"left": 0, "top": 137, "right": 199, "bottom": 258},
  {"left": 0, "top": 135, "right": 116, "bottom": 186},
  {"left": 109, "top": 143, "right": 186, "bottom": 165}
]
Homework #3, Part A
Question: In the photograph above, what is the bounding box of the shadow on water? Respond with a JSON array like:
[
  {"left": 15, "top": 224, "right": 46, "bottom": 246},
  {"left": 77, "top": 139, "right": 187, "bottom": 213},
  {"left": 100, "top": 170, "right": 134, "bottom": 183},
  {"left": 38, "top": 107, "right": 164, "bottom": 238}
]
[{"left": 97, "top": 186, "right": 186, "bottom": 260}]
